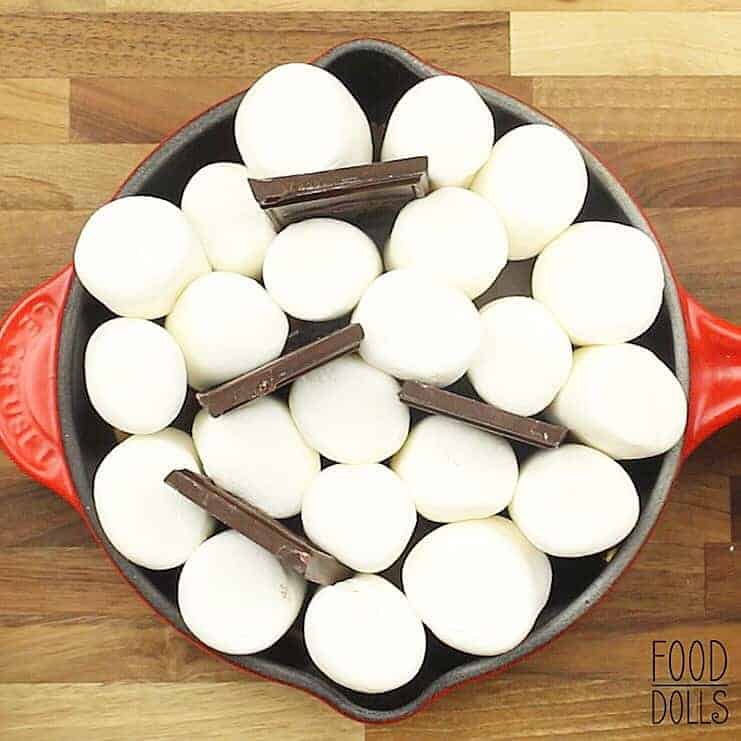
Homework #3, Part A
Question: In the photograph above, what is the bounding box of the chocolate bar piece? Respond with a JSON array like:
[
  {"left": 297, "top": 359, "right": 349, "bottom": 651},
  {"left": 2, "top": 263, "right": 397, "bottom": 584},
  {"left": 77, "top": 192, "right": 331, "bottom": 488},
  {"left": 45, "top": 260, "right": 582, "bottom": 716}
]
[
  {"left": 197, "top": 323, "right": 364, "bottom": 416},
  {"left": 165, "top": 469, "right": 353, "bottom": 585},
  {"left": 249, "top": 157, "right": 429, "bottom": 228},
  {"left": 399, "top": 381, "right": 568, "bottom": 449}
]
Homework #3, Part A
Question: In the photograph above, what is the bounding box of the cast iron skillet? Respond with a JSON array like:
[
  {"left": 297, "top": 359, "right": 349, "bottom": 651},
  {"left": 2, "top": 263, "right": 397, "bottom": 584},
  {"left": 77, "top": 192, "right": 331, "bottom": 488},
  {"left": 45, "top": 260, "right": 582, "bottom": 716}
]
[{"left": 0, "top": 40, "right": 739, "bottom": 723}]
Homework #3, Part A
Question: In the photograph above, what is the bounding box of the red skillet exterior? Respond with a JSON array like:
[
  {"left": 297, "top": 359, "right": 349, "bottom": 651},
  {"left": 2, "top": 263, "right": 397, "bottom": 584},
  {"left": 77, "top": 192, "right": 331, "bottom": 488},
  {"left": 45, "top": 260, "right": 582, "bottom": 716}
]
[{"left": 0, "top": 40, "right": 739, "bottom": 723}]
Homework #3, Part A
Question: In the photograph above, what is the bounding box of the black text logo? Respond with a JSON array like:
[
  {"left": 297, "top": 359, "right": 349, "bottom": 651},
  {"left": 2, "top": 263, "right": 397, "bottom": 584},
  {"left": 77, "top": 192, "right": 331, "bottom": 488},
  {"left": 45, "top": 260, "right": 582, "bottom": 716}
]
[{"left": 651, "top": 640, "right": 729, "bottom": 725}]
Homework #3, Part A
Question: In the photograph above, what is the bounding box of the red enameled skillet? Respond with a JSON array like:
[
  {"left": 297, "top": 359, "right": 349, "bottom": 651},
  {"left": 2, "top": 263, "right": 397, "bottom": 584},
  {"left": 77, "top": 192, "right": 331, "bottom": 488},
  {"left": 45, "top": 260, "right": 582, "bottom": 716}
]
[{"left": 0, "top": 40, "right": 739, "bottom": 723}]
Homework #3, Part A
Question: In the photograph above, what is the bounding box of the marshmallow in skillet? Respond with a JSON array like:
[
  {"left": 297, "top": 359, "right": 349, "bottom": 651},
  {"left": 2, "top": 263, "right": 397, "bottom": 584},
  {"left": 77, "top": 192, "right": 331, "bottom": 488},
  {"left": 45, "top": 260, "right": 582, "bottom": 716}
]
[
  {"left": 263, "top": 218, "right": 382, "bottom": 321},
  {"left": 235, "top": 63, "right": 372, "bottom": 178},
  {"left": 94, "top": 429, "right": 215, "bottom": 570},
  {"left": 304, "top": 574, "right": 426, "bottom": 693},
  {"left": 392, "top": 415, "right": 518, "bottom": 523},
  {"left": 289, "top": 354, "right": 410, "bottom": 464},
  {"left": 302, "top": 464, "right": 416, "bottom": 573},
  {"left": 403, "top": 516, "right": 551, "bottom": 656},
  {"left": 509, "top": 444, "right": 639, "bottom": 557},
  {"left": 181, "top": 162, "right": 276, "bottom": 278},
  {"left": 381, "top": 75, "right": 494, "bottom": 189},
  {"left": 74, "top": 196, "right": 210, "bottom": 319},
  {"left": 85, "top": 318, "right": 186, "bottom": 435},
  {"left": 384, "top": 187, "right": 508, "bottom": 299},
  {"left": 468, "top": 297, "right": 573, "bottom": 417},
  {"left": 193, "top": 396, "right": 320, "bottom": 518},
  {"left": 352, "top": 269, "right": 482, "bottom": 386},
  {"left": 166, "top": 271, "right": 288, "bottom": 391},
  {"left": 548, "top": 344, "right": 687, "bottom": 459},
  {"left": 471, "top": 124, "right": 588, "bottom": 260},
  {"left": 179, "top": 530, "right": 306, "bottom": 655},
  {"left": 532, "top": 221, "right": 665, "bottom": 345}
]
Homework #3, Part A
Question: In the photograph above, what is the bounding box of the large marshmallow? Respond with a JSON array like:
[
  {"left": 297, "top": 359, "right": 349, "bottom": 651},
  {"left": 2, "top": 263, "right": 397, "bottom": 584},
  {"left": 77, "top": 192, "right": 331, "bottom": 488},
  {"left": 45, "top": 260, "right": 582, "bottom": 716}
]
[
  {"left": 509, "top": 444, "right": 640, "bottom": 557},
  {"left": 192, "top": 397, "right": 320, "bottom": 518},
  {"left": 532, "top": 221, "right": 665, "bottom": 345},
  {"left": 549, "top": 344, "right": 687, "bottom": 459},
  {"left": 384, "top": 187, "right": 508, "bottom": 299},
  {"left": 165, "top": 271, "right": 288, "bottom": 391},
  {"left": 263, "top": 219, "right": 382, "bottom": 321},
  {"left": 179, "top": 530, "right": 306, "bottom": 655},
  {"left": 392, "top": 414, "right": 518, "bottom": 523},
  {"left": 302, "top": 464, "right": 417, "bottom": 573},
  {"left": 403, "top": 517, "right": 551, "bottom": 656},
  {"left": 74, "top": 196, "right": 210, "bottom": 319},
  {"left": 468, "top": 297, "right": 573, "bottom": 416},
  {"left": 235, "top": 63, "right": 372, "bottom": 178},
  {"left": 288, "top": 354, "right": 410, "bottom": 464},
  {"left": 181, "top": 162, "right": 276, "bottom": 278},
  {"left": 94, "top": 429, "right": 215, "bottom": 570},
  {"left": 471, "top": 124, "right": 588, "bottom": 260},
  {"left": 304, "top": 574, "right": 426, "bottom": 693},
  {"left": 381, "top": 75, "right": 494, "bottom": 189},
  {"left": 352, "top": 269, "right": 482, "bottom": 386},
  {"left": 85, "top": 318, "right": 187, "bottom": 435}
]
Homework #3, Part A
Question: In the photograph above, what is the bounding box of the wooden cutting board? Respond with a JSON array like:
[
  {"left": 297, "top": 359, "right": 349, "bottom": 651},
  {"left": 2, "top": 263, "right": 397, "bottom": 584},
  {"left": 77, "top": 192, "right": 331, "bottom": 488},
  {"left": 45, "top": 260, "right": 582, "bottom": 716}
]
[{"left": 0, "top": 5, "right": 739, "bottom": 740}]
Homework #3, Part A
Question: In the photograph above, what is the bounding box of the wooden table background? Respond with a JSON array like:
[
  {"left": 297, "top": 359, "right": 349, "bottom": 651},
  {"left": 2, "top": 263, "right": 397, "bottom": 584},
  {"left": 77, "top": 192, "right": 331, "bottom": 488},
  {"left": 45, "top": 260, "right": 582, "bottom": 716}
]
[{"left": 0, "top": 4, "right": 740, "bottom": 739}]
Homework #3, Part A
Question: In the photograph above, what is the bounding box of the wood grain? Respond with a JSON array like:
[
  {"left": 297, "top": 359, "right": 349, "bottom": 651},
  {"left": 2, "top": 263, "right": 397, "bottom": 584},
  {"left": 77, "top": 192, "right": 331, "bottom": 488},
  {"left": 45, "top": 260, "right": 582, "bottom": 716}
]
[
  {"left": 511, "top": 12, "right": 741, "bottom": 76},
  {"left": 534, "top": 77, "right": 741, "bottom": 141},
  {"left": 0, "top": 6, "right": 740, "bottom": 740},
  {"left": 0, "top": 13, "right": 508, "bottom": 78},
  {"left": 0, "top": 682, "right": 362, "bottom": 741},
  {"left": 0, "top": 80, "right": 69, "bottom": 144},
  {"left": 0, "top": 145, "right": 151, "bottom": 209},
  {"left": 105, "top": 0, "right": 741, "bottom": 9},
  {"left": 705, "top": 543, "right": 741, "bottom": 618},
  {"left": 589, "top": 141, "right": 741, "bottom": 208}
]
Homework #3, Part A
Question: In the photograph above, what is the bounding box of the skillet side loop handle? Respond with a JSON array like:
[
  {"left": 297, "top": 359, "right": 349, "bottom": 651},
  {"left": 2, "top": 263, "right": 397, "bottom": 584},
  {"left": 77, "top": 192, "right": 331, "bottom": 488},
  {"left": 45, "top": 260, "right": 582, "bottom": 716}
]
[
  {"left": 0, "top": 266, "right": 81, "bottom": 513},
  {"left": 679, "top": 285, "right": 741, "bottom": 463}
]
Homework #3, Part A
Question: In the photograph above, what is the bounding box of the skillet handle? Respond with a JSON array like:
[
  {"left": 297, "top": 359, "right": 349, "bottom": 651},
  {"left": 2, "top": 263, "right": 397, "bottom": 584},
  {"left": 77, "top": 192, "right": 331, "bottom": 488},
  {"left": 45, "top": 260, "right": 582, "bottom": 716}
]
[
  {"left": 678, "top": 284, "right": 741, "bottom": 462},
  {"left": 0, "top": 266, "right": 81, "bottom": 514}
]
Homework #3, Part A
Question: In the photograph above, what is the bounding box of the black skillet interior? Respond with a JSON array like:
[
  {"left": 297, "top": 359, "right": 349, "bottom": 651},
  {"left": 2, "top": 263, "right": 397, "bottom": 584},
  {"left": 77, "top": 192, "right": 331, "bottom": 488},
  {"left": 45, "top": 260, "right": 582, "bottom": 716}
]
[{"left": 57, "top": 40, "right": 686, "bottom": 722}]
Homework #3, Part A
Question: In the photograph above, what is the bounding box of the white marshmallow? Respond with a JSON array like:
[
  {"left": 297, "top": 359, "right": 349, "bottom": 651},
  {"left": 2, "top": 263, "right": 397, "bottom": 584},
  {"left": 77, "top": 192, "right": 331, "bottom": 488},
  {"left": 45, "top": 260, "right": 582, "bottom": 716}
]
[
  {"left": 548, "top": 344, "right": 687, "bottom": 459},
  {"left": 181, "top": 162, "right": 276, "bottom": 278},
  {"left": 384, "top": 187, "right": 508, "bottom": 299},
  {"left": 74, "top": 196, "right": 210, "bottom": 319},
  {"left": 532, "top": 221, "right": 665, "bottom": 345},
  {"left": 509, "top": 444, "right": 640, "bottom": 557},
  {"left": 165, "top": 271, "right": 288, "bottom": 391},
  {"left": 302, "top": 464, "right": 416, "bottom": 573},
  {"left": 85, "top": 318, "right": 187, "bottom": 435},
  {"left": 94, "top": 429, "right": 215, "bottom": 570},
  {"left": 192, "top": 397, "right": 320, "bottom": 518},
  {"left": 179, "top": 530, "right": 306, "bottom": 655},
  {"left": 235, "top": 63, "right": 372, "bottom": 178},
  {"left": 304, "top": 575, "right": 425, "bottom": 693},
  {"left": 468, "top": 297, "right": 573, "bottom": 416},
  {"left": 471, "top": 124, "right": 588, "bottom": 260},
  {"left": 263, "top": 219, "right": 382, "bottom": 321},
  {"left": 352, "top": 269, "right": 482, "bottom": 386},
  {"left": 392, "top": 415, "right": 518, "bottom": 523},
  {"left": 288, "top": 354, "right": 409, "bottom": 464},
  {"left": 402, "top": 517, "right": 551, "bottom": 656},
  {"left": 381, "top": 76, "right": 494, "bottom": 189}
]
